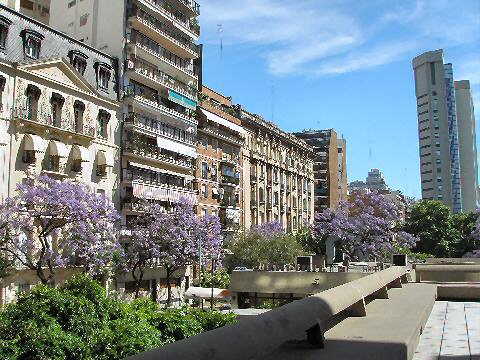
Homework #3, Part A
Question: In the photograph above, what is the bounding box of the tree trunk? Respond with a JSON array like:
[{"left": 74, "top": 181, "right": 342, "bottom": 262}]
[
  {"left": 166, "top": 267, "right": 172, "bottom": 306},
  {"left": 132, "top": 262, "right": 144, "bottom": 299}
]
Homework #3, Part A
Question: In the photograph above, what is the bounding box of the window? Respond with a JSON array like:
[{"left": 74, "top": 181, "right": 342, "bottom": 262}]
[
  {"left": 94, "top": 62, "right": 111, "bottom": 90},
  {"left": 201, "top": 208, "right": 207, "bottom": 217},
  {"left": 211, "top": 164, "right": 217, "bottom": 182},
  {"left": 430, "top": 62, "right": 436, "bottom": 85},
  {"left": 201, "top": 184, "right": 207, "bottom": 198},
  {"left": 201, "top": 161, "right": 208, "bottom": 179},
  {"left": 0, "top": 16, "right": 11, "bottom": 50},
  {"left": 69, "top": 51, "right": 88, "bottom": 76},
  {"left": 79, "top": 13, "right": 89, "bottom": 27},
  {"left": 71, "top": 158, "right": 82, "bottom": 172},
  {"left": 97, "top": 164, "right": 107, "bottom": 177},
  {"left": 26, "top": 84, "right": 41, "bottom": 120},
  {"left": 68, "top": 0, "right": 76, "bottom": 8},
  {"left": 22, "top": 149, "right": 35, "bottom": 164},
  {"left": 0, "top": 75, "right": 5, "bottom": 111},
  {"left": 50, "top": 93, "right": 64, "bottom": 127},
  {"left": 73, "top": 100, "right": 85, "bottom": 133},
  {"left": 97, "top": 110, "right": 110, "bottom": 139},
  {"left": 47, "top": 153, "right": 60, "bottom": 172}
]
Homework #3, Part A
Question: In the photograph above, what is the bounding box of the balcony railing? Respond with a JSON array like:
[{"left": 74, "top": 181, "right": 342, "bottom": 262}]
[
  {"left": 123, "top": 86, "right": 194, "bottom": 123},
  {"left": 178, "top": 0, "right": 200, "bottom": 14},
  {"left": 142, "top": 0, "right": 200, "bottom": 36},
  {"left": 221, "top": 175, "right": 240, "bottom": 186},
  {"left": 124, "top": 112, "right": 196, "bottom": 146},
  {"left": 221, "top": 199, "right": 239, "bottom": 208},
  {"left": 123, "top": 169, "right": 192, "bottom": 191},
  {"left": 200, "top": 124, "right": 243, "bottom": 145},
  {"left": 128, "top": 34, "right": 197, "bottom": 77},
  {"left": 221, "top": 153, "right": 240, "bottom": 164},
  {"left": 124, "top": 141, "right": 193, "bottom": 169},
  {"left": 130, "top": 61, "right": 197, "bottom": 100},
  {"left": 250, "top": 200, "right": 257, "bottom": 208},
  {"left": 250, "top": 174, "right": 257, "bottom": 183},
  {"left": 14, "top": 106, "right": 95, "bottom": 138}
]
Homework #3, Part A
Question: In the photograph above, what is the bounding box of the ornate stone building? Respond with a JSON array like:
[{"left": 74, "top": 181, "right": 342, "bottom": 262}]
[
  {"left": 240, "top": 109, "right": 315, "bottom": 233},
  {"left": 0, "top": 5, "right": 120, "bottom": 304}
]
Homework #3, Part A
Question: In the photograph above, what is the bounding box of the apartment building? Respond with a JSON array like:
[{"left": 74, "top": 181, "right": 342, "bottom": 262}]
[
  {"left": 196, "top": 86, "right": 245, "bottom": 235},
  {"left": 454, "top": 80, "right": 479, "bottom": 212},
  {"left": 0, "top": 0, "right": 50, "bottom": 24},
  {"left": 48, "top": 0, "right": 200, "bottom": 303},
  {"left": 413, "top": 49, "right": 479, "bottom": 213},
  {"left": 0, "top": 5, "right": 120, "bottom": 303},
  {"left": 293, "top": 129, "right": 347, "bottom": 212},
  {"left": 241, "top": 110, "right": 314, "bottom": 233}
]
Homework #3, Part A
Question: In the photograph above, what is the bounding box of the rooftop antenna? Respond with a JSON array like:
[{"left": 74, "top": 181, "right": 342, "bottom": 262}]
[
  {"left": 217, "top": 24, "right": 224, "bottom": 90},
  {"left": 271, "top": 80, "right": 275, "bottom": 122}
]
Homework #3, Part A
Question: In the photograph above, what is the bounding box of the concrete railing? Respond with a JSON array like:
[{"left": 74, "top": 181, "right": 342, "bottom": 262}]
[
  {"left": 126, "top": 267, "right": 407, "bottom": 360},
  {"left": 415, "top": 264, "right": 480, "bottom": 283}
]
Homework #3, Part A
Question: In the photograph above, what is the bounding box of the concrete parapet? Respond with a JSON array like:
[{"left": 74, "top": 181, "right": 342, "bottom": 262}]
[
  {"left": 125, "top": 267, "right": 407, "bottom": 360},
  {"left": 415, "top": 264, "right": 480, "bottom": 283}
]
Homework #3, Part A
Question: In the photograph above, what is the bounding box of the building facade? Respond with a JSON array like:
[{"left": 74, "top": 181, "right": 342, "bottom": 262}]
[
  {"left": 48, "top": 0, "right": 201, "bottom": 302},
  {"left": 0, "top": 5, "right": 120, "bottom": 303},
  {"left": 242, "top": 110, "right": 314, "bottom": 232},
  {"left": 0, "top": 0, "right": 50, "bottom": 24},
  {"left": 454, "top": 80, "right": 479, "bottom": 212},
  {"left": 366, "top": 168, "right": 388, "bottom": 191},
  {"left": 293, "top": 129, "right": 347, "bottom": 213},
  {"left": 195, "top": 86, "right": 245, "bottom": 235},
  {"left": 412, "top": 49, "right": 479, "bottom": 213}
]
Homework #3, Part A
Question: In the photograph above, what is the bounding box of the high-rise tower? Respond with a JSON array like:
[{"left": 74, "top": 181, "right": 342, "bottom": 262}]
[{"left": 412, "top": 49, "right": 479, "bottom": 212}]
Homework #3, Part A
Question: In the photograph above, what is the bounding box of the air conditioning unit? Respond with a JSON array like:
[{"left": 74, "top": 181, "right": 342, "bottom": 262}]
[{"left": 126, "top": 60, "right": 135, "bottom": 69}]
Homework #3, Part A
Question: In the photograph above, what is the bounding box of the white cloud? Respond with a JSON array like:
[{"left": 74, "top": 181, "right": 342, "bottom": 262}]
[{"left": 199, "top": 0, "right": 480, "bottom": 77}]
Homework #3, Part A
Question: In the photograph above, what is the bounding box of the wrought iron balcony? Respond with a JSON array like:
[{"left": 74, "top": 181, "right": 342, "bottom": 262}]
[
  {"left": 123, "top": 141, "right": 193, "bottom": 169},
  {"left": 14, "top": 106, "right": 95, "bottom": 138},
  {"left": 129, "top": 61, "right": 197, "bottom": 101}
]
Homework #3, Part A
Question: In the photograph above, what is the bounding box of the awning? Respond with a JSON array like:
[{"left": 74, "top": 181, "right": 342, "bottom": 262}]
[
  {"left": 184, "top": 286, "right": 231, "bottom": 300},
  {"left": 97, "top": 150, "right": 114, "bottom": 167},
  {"left": 23, "top": 133, "right": 45, "bottom": 152},
  {"left": 132, "top": 182, "right": 197, "bottom": 205},
  {"left": 71, "top": 144, "right": 90, "bottom": 162},
  {"left": 48, "top": 140, "right": 69, "bottom": 158},
  {"left": 200, "top": 108, "right": 246, "bottom": 135},
  {"left": 168, "top": 89, "right": 197, "bottom": 110},
  {"left": 129, "top": 161, "right": 194, "bottom": 180},
  {"left": 156, "top": 136, "right": 196, "bottom": 158}
]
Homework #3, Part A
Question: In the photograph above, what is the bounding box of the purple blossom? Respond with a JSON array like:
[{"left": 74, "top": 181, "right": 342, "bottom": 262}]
[
  {"left": 255, "top": 221, "right": 284, "bottom": 237},
  {"left": 126, "top": 198, "right": 223, "bottom": 303},
  {"left": 315, "top": 191, "right": 418, "bottom": 260},
  {"left": 0, "top": 174, "right": 120, "bottom": 284}
]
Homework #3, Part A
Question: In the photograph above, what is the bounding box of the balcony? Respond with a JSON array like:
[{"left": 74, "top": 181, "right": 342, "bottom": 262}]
[
  {"left": 220, "top": 175, "right": 240, "bottom": 186},
  {"left": 127, "top": 61, "right": 197, "bottom": 102},
  {"left": 280, "top": 184, "right": 285, "bottom": 192},
  {"left": 123, "top": 86, "right": 196, "bottom": 125},
  {"left": 127, "top": 35, "right": 197, "bottom": 80},
  {"left": 123, "top": 142, "right": 193, "bottom": 170},
  {"left": 128, "top": 10, "right": 198, "bottom": 59},
  {"left": 136, "top": 0, "right": 200, "bottom": 39},
  {"left": 200, "top": 124, "right": 243, "bottom": 146},
  {"left": 220, "top": 199, "right": 239, "bottom": 208},
  {"left": 250, "top": 200, "right": 257, "bottom": 209},
  {"left": 14, "top": 106, "right": 95, "bottom": 139},
  {"left": 172, "top": 0, "right": 200, "bottom": 16},
  {"left": 124, "top": 113, "right": 196, "bottom": 146},
  {"left": 221, "top": 153, "right": 240, "bottom": 166},
  {"left": 250, "top": 174, "right": 257, "bottom": 183},
  {"left": 123, "top": 169, "right": 192, "bottom": 192}
]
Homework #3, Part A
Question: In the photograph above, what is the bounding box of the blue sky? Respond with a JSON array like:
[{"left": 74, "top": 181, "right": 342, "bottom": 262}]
[{"left": 198, "top": 0, "right": 480, "bottom": 199}]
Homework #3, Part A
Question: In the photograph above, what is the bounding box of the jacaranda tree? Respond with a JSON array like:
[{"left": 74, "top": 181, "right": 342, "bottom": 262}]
[
  {"left": 127, "top": 200, "right": 222, "bottom": 305},
  {"left": 315, "top": 191, "right": 417, "bottom": 261},
  {"left": 0, "top": 175, "right": 120, "bottom": 284}
]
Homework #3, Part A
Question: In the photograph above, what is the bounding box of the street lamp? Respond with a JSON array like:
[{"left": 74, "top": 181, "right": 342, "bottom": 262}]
[{"left": 210, "top": 254, "right": 218, "bottom": 311}]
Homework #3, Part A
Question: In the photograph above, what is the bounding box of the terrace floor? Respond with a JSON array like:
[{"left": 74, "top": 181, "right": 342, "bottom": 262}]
[{"left": 414, "top": 301, "right": 480, "bottom": 360}]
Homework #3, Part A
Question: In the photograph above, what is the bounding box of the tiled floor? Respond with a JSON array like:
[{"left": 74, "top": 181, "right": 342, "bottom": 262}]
[{"left": 414, "top": 301, "right": 480, "bottom": 360}]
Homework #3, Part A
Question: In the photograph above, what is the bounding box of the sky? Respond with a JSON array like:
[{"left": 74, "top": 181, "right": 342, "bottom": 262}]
[{"left": 197, "top": 0, "right": 480, "bottom": 199}]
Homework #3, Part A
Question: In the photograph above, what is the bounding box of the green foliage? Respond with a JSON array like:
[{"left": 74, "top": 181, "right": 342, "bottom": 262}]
[
  {"left": 403, "top": 200, "right": 478, "bottom": 258},
  {"left": 0, "top": 254, "right": 11, "bottom": 279},
  {"left": 256, "top": 300, "right": 280, "bottom": 309},
  {"left": 225, "top": 230, "right": 305, "bottom": 271},
  {"left": 296, "top": 225, "right": 324, "bottom": 255},
  {"left": 201, "top": 268, "right": 230, "bottom": 288},
  {"left": 0, "top": 274, "right": 236, "bottom": 359}
]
